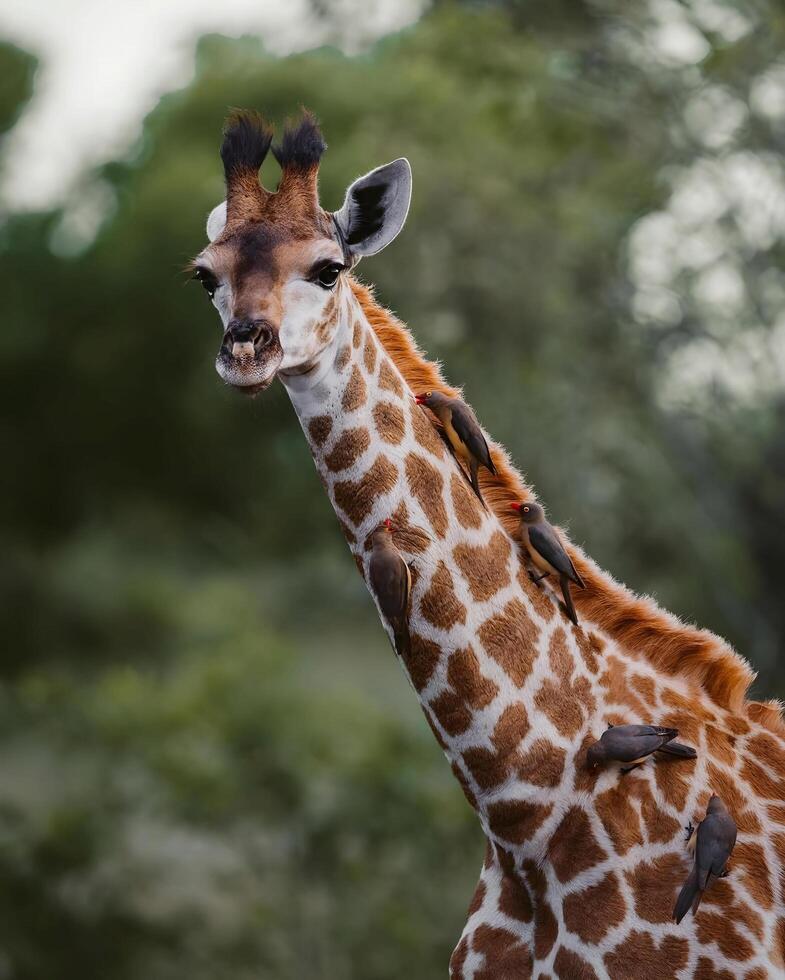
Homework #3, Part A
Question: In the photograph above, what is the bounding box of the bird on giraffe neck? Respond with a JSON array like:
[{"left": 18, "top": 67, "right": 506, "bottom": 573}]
[
  {"left": 586, "top": 723, "right": 698, "bottom": 774},
  {"left": 368, "top": 519, "right": 412, "bottom": 660},
  {"left": 414, "top": 390, "right": 496, "bottom": 507},
  {"left": 674, "top": 795, "right": 737, "bottom": 923},
  {"left": 510, "top": 500, "right": 585, "bottom": 626}
]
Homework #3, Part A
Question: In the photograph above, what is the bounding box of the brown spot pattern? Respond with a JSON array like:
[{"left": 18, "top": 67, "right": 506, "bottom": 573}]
[
  {"left": 487, "top": 798, "right": 553, "bottom": 845},
  {"left": 378, "top": 359, "right": 403, "bottom": 397},
  {"left": 535, "top": 677, "right": 586, "bottom": 739},
  {"left": 518, "top": 740, "right": 566, "bottom": 788},
  {"left": 499, "top": 874, "right": 533, "bottom": 923},
  {"left": 625, "top": 853, "right": 684, "bottom": 923},
  {"left": 335, "top": 344, "right": 351, "bottom": 371},
  {"left": 410, "top": 401, "right": 448, "bottom": 458},
  {"left": 405, "top": 453, "right": 449, "bottom": 538},
  {"left": 549, "top": 807, "right": 607, "bottom": 883},
  {"left": 605, "top": 931, "right": 688, "bottom": 979},
  {"left": 324, "top": 427, "right": 370, "bottom": 472},
  {"left": 307, "top": 415, "right": 332, "bottom": 446},
  {"left": 420, "top": 561, "right": 467, "bottom": 629},
  {"left": 594, "top": 785, "right": 644, "bottom": 855},
  {"left": 372, "top": 401, "right": 405, "bottom": 445},
  {"left": 451, "top": 472, "right": 483, "bottom": 529},
  {"left": 333, "top": 454, "right": 397, "bottom": 526},
  {"left": 400, "top": 633, "right": 440, "bottom": 692},
  {"left": 554, "top": 947, "right": 599, "bottom": 980},
  {"left": 447, "top": 646, "right": 499, "bottom": 710},
  {"left": 695, "top": 910, "right": 754, "bottom": 961},
  {"left": 363, "top": 335, "right": 377, "bottom": 373},
  {"left": 342, "top": 364, "right": 367, "bottom": 411},
  {"left": 430, "top": 689, "right": 472, "bottom": 737},
  {"left": 515, "top": 565, "right": 557, "bottom": 624},
  {"left": 478, "top": 599, "right": 539, "bottom": 687},
  {"left": 453, "top": 531, "right": 512, "bottom": 602},
  {"left": 563, "top": 872, "right": 625, "bottom": 944},
  {"left": 352, "top": 319, "right": 363, "bottom": 348}
]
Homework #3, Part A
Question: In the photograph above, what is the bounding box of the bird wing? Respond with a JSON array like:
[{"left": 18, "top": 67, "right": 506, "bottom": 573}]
[
  {"left": 528, "top": 523, "right": 582, "bottom": 584},
  {"left": 696, "top": 815, "right": 736, "bottom": 888},
  {"left": 449, "top": 402, "right": 496, "bottom": 473},
  {"left": 601, "top": 728, "right": 671, "bottom": 762},
  {"left": 369, "top": 549, "right": 410, "bottom": 623}
]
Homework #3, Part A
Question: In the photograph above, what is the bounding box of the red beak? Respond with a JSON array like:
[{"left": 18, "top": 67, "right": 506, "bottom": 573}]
[
  {"left": 509, "top": 502, "right": 522, "bottom": 512},
  {"left": 414, "top": 394, "right": 426, "bottom": 405},
  {"left": 384, "top": 518, "right": 393, "bottom": 530}
]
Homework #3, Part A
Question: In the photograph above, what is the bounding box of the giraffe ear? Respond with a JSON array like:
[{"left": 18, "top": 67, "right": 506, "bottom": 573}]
[
  {"left": 206, "top": 200, "right": 227, "bottom": 242},
  {"left": 333, "top": 158, "right": 412, "bottom": 260}
]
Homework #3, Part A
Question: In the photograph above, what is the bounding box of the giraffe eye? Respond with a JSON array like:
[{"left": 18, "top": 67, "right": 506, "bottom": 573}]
[
  {"left": 193, "top": 267, "right": 218, "bottom": 299},
  {"left": 313, "top": 262, "right": 344, "bottom": 289}
]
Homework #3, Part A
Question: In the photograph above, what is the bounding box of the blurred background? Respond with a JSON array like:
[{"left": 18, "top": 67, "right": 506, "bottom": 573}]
[{"left": 1, "top": 0, "right": 784, "bottom": 976}]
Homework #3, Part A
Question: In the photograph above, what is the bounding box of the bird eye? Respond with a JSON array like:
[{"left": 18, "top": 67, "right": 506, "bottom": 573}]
[
  {"left": 193, "top": 267, "right": 218, "bottom": 299},
  {"left": 523, "top": 506, "right": 529, "bottom": 512},
  {"left": 425, "top": 391, "right": 432, "bottom": 397},
  {"left": 313, "top": 262, "right": 344, "bottom": 289}
]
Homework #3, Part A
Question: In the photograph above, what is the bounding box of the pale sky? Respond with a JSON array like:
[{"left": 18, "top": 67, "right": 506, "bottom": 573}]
[{"left": 0, "top": 0, "right": 424, "bottom": 210}]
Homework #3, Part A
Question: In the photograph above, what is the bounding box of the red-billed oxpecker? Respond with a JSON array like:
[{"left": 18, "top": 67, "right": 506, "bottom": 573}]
[
  {"left": 368, "top": 519, "right": 412, "bottom": 659},
  {"left": 510, "top": 500, "right": 585, "bottom": 625},
  {"left": 415, "top": 390, "right": 496, "bottom": 505},
  {"left": 586, "top": 723, "right": 697, "bottom": 775},
  {"left": 674, "top": 795, "right": 737, "bottom": 923}
]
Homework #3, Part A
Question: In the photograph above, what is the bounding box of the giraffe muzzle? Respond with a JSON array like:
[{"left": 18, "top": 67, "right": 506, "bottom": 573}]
[{"left": 216, "top": 318, "right": 282, "bottom": 392}]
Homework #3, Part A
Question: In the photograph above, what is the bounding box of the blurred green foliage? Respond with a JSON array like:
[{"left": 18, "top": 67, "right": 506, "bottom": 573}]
[{"left": 2, "top": 0, "right": 785, "bottom": 975}]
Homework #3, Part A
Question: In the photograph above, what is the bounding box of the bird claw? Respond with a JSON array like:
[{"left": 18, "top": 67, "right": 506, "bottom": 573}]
[{"left": 685, "top": 822, "right": 695, "bottom": 842}]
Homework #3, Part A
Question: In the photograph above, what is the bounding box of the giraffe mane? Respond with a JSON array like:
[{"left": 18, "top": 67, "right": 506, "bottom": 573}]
[{"left": 351, "top": 276, "right": 785, "bottom": 735}]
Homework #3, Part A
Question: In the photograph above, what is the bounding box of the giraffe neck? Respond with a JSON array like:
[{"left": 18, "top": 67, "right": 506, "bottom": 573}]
[{"left": 280, "top": 278, "right": 592, "bottom": 852}]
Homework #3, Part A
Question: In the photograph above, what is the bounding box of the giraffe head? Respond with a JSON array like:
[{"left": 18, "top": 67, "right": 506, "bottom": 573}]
[{"left": 191, "top": 109, "right": 412, "bottom": 394}]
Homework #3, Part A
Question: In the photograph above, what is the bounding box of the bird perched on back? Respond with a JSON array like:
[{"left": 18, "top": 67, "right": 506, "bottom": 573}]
[
  {"left": 415, "top": 390, "right": 496, "bottom": 505},
  {"left": 510, "top": 501, "right": 585, "bottom": 625},
  {"left": 673, "top": 795, "right": 737, "bottom": 924},
  {"left": 586, "top": 723, "right": 697, "bottom": 774},
  {"left": 368, "top": 519, "right": 412, "bottom": 659}
]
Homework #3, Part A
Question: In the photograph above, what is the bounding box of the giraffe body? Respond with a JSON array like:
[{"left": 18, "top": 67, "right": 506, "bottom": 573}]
[
  {"left": 191, "top": 110, "right": 785, "bottom": 979},
  {"left": 284, "top": 280, "right": 785, "bottom": 979}
]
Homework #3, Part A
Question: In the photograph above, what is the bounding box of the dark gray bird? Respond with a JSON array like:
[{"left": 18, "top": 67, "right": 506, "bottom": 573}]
[
  {"left": 368, "top": 519, "right": 412, "bottom": 659},
  {"left": 586, "top": 724, "right": 697, "bottom": 774},
  {"left": 510, "top": 501, "right": 585, "bottom": 625},
  {"left": 415, "top": 390, "right": 496, "bottom": 504},
  {"left": 673, "top": 795, "right": 737, "bottom": 924}
]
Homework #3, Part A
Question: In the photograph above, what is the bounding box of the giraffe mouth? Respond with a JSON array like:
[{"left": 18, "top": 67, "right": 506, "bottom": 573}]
[{"left": 215, "top": 334, "right": 284, "bottom": 394}]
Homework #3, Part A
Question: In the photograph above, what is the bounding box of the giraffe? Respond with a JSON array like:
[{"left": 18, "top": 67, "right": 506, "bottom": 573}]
[{"left": 190, "top": 109, "right": 785, "bottom": 978}]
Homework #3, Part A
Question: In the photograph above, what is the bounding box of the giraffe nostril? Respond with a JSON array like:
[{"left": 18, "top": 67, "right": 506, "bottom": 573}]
[
  {"left": 255, "top": 322, "right": 274, "bottom": 350},
  {"left": 227, "top": 319, "right": 275, "bottom": 353}
]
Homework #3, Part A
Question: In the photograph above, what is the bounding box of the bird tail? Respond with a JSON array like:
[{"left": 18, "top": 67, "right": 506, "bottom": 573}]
[
  {"left": 487, "top": 456, "right": 497, "bottom": 476},
  {"left": 560, "top": 575, "right": 579, "bottom": 626},
  {"left": 658, "top": 741, "right": 697, "bottom": 760},
  {"left": 394, "top": 625, "right": 411, "bottom": 662},
  {"left": 468, "top": 462, "right": 488, "bottom": 510},
  {"left": 673, "top": 867, "right": 699, "bottom": 924}
]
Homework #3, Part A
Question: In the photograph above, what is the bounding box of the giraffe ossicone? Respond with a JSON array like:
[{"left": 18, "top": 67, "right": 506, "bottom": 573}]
[{"left": 190, "top": 108, "right": 785, "bottom": 978}]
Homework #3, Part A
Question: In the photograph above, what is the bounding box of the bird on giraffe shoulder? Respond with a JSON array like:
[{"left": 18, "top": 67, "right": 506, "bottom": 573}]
[
  {"left": 510, "top": 500, "right": 585, "bottom": 626},
  {"left": 586, "top": 723, "right": 698, "bottom": 774},
  {"left": 368, "top": 518, "right": 412, "bottom": 660},
  {"left": 414, "top": 390, "right": 496, "bottom": 507},
  {"left": 674, "top": 794, "right": 737, "bottom": 923}
]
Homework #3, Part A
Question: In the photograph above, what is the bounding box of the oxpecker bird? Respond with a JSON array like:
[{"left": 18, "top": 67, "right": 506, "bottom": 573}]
[
  {"left": 510, "top": 501, "right": 585, "bottom": 625},
  {"left": 415, "top": 390, "right": 496, "bottom": 504},
  {"left": 586, "top": 723, "right": 697, "bottom": 774},
  {"left": 673, "top": 795, "right": 737, "bottom": 923},
  {"left": 368, "top": 519, "right": 412, "bottom": 659}
]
